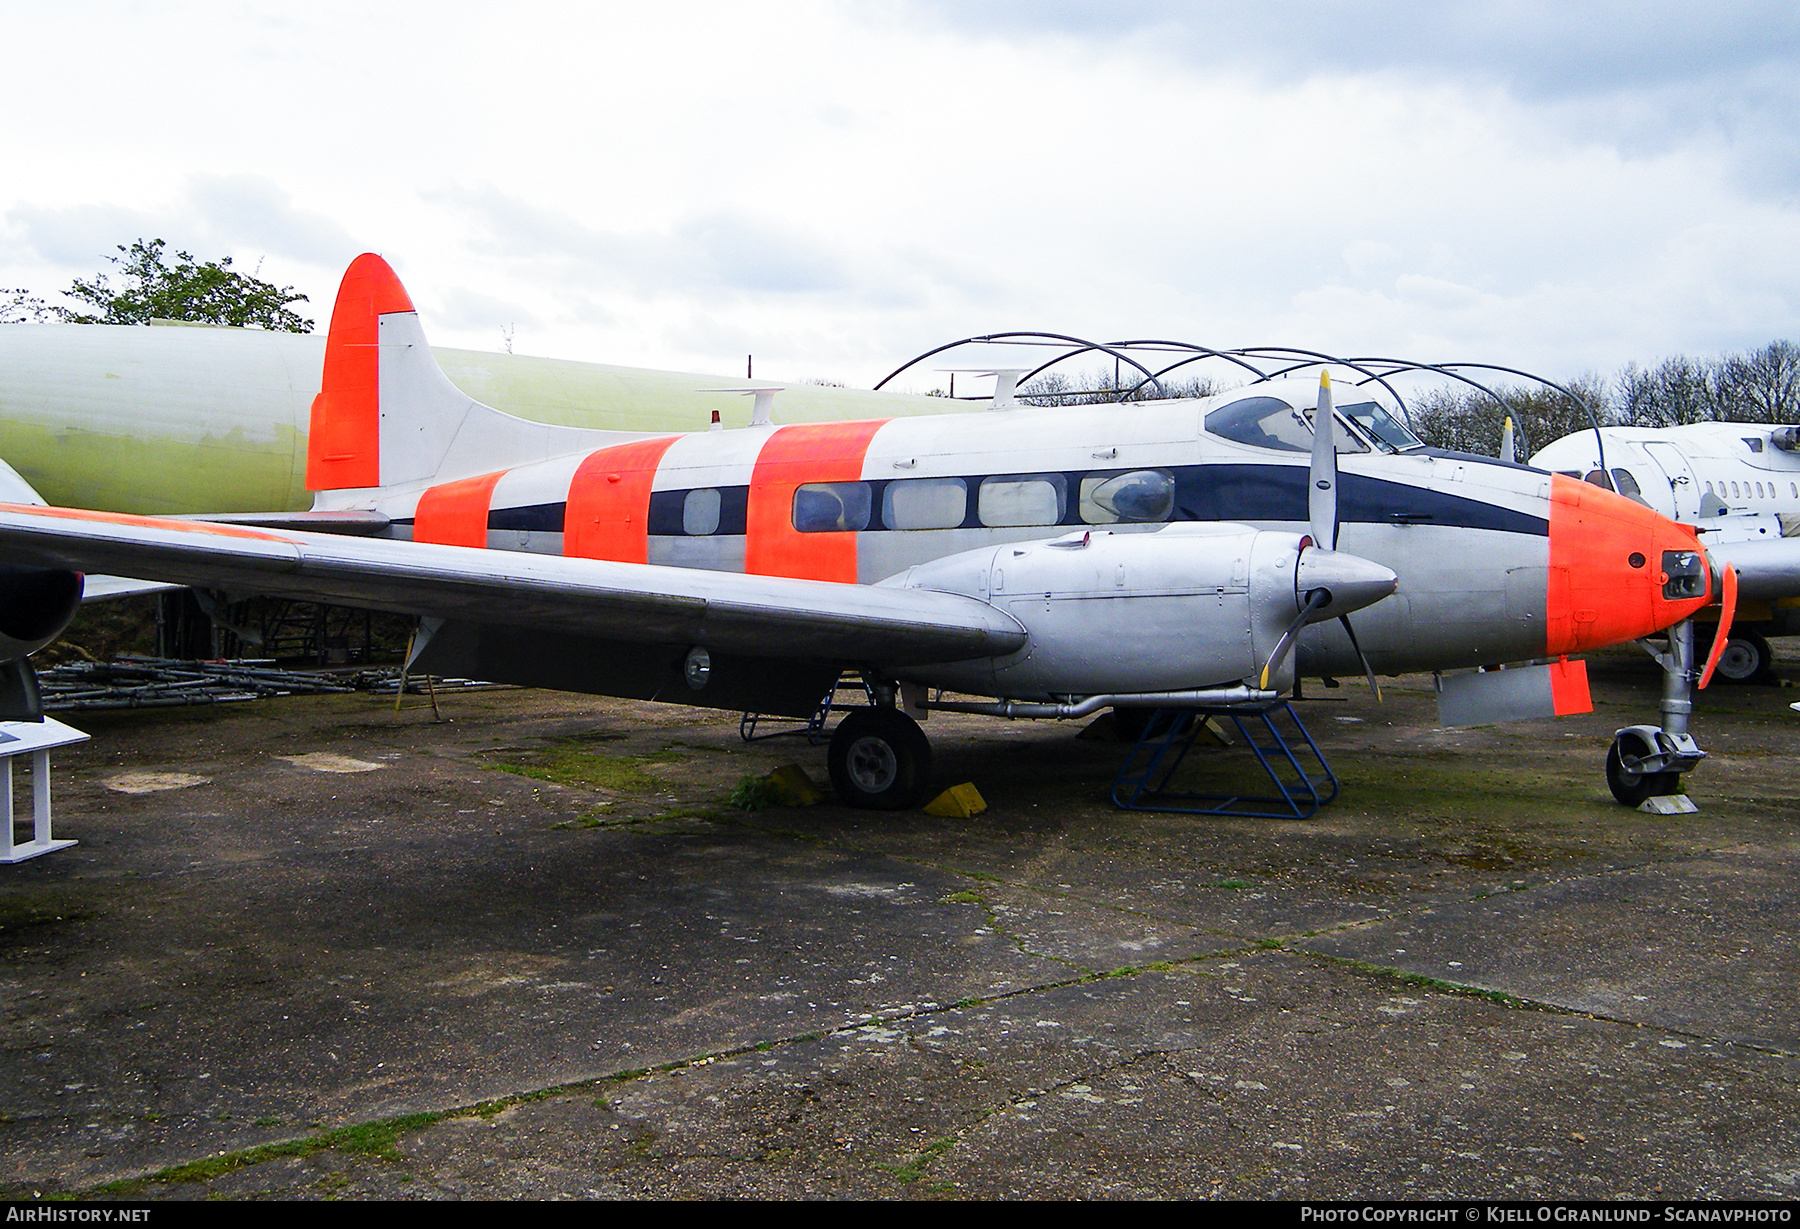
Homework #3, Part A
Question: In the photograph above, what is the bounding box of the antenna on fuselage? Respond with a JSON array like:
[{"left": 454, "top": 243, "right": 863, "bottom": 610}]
[
  {"left": 937, "top": 368, "right": 1029, "bottom": 410},
  {"left": 699, "top": 386, "right": 784, "bottom": 428}
]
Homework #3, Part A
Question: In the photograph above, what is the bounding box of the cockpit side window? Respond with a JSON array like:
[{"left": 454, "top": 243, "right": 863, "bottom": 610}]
[
  {"left": 1203, "top": 394, "right": 1382, "bottom": 454},
  {"left": 1203, "top": 396, "right": 1312, "bottom": 452}
]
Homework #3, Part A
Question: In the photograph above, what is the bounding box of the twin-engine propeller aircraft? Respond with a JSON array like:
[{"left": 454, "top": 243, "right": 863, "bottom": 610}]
[
  {"left": 0, "top": 255, "right": 1735, "bottom": 809},
  {"left": 1532, "top": 421, "right": 1800, "bottom": 683}
]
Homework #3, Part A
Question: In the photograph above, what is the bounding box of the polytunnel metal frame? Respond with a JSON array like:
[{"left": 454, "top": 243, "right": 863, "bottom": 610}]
[{"left": 874, "top": 332, "right": 1608, "bottom": 476}]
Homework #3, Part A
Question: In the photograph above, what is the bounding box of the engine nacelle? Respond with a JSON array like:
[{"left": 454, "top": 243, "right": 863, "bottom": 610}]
[
  {"left": 0, "top": 565, "right": 84, "bottom": 662},
  {"left": 880, "top": 523, "right": 1394, "bottom": 698}
]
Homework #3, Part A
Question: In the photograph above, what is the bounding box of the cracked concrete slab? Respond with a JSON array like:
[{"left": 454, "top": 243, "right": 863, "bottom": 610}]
[{"left": 1, "top": 646, "right": 1796, "bottom": 1199}]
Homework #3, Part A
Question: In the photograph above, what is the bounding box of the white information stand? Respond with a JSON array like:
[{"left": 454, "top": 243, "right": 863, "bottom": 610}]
[{"left": 0, "top": 718, "right": 90, "bottom": 864}]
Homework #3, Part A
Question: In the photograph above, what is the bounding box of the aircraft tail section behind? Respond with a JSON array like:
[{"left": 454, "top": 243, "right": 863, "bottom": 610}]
[{"left": 307, "top": 253, "right": 635, "bottom": 500}]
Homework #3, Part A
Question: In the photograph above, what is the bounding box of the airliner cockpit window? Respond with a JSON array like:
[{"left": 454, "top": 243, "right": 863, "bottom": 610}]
[
  {"left": 1337, "top": 401, "right": 1424, "bottom": 453},
  {"left": 1204, "top": 395, "right": 1377, "bottom": 454}
]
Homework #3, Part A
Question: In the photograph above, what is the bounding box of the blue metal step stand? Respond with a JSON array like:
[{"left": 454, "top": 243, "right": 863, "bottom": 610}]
[
  {"left": 740, "top": 674, "right": 867, "bottom": 745},
  {"left": 1110, "top": 703, "right": 1339, "bottom": 818}
]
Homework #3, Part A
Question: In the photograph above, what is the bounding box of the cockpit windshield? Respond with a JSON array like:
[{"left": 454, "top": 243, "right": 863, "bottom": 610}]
[
  {"left": 1337, "top": 400, "right": 1425, "bottom": 453},
  {"left": 1203, "top": 394, "right": 1376, "bottom": 454}
]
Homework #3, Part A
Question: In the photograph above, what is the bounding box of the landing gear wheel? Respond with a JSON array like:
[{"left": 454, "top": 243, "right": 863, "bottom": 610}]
[
  {"left": 1606, "top": 732, "right": 1678, "bottom": 806},
  {"left": 828, "top": 707, "right": 932, "bottom": 810},
  {"left": 1711, "top": 630, "right": 1772, "bottom": 684}
]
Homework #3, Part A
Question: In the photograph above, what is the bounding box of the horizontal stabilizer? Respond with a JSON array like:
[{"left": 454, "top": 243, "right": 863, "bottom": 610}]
[{"left": 1437, "top": 659, "right": 1591, "bottom": 727}]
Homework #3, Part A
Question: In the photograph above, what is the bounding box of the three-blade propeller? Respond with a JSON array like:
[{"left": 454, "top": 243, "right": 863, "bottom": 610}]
[{"left": 1259, "top": 371, "right": 1389, "bottom": 695}]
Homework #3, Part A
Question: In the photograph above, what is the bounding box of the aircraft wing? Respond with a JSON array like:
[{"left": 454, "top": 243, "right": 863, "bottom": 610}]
[{"left": 0, "top": 503, "right": 1026, "bottom": 666}]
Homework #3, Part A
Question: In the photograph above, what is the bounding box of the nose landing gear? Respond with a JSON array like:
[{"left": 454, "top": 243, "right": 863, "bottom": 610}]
[{"left": 1609, "top": 619, "right": 1707, "bottom": 807}]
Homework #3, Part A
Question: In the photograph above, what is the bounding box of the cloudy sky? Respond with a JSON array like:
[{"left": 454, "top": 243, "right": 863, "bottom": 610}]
[{"left": 3, "top": 1, "right": 1797, "bottom": 391}]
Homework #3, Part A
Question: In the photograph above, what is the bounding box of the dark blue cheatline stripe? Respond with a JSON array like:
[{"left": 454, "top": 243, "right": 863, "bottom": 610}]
[
  {"left": 488, "top": 503, "right": 566, "bottom": 534},
  {"left": 1173, "top": 464, "right": 1547, "bottom": 536},
  {"left": 647, "top": 486, "right": 748, "bottom": 536},
  {"left": 449, "top": 463, "right": 1548, "bottom": 541}
]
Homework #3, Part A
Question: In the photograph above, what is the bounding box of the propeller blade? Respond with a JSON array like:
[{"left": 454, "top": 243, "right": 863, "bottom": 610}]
[
  {"left": 1259, "top": 587, "right": 1331, "bottom": 689},
  {"left": 1499, "top": 416, "right": 1516, "bottom": 464},
  {"left": 1310, "top": 371, "right": 1338, "bottom": 551},
  {"left": 1338, "top": 614, "right": 1382, "bottom": 701},
  {"left": 1697, "top": 560, "right": 1740, "bottom": 689}
]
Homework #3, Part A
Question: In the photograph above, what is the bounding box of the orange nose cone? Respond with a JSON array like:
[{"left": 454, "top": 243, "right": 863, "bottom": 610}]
[{"left": 1547, "top": 474, "right": 1710, "bottom": 654}]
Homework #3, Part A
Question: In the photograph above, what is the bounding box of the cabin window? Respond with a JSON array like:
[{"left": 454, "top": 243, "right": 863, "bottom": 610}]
[
  {"left": 883, "top": 477, "right": 967, "bottom": 530},
  {"left": 978, "top": 474, "right": 1066, "bottom": 527},
  {"left": 1584, "top": 470, "right": 1615, "bottom": 491},
  {"left": 793, "top": 482, "right": 871, "bottom": 533},
  {"left": 1079, "top": 469, "right": 1175, "bottom": 524},
  {"left": 1732, "top": 482, "right": 1742, "bottom": 499},
  {"left": 683, "top": 488, "right": 722, "bottom": 536},
  {"left": 1611, "top": 469, "right": 1649, "bottom": 506}
]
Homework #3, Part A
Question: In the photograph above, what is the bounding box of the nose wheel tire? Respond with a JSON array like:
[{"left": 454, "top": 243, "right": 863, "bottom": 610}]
[
  {"left": 1710, "top": 630, "right": 1772, "bottom": 684},
  {"left": 1606, "top": 733, "right": 1678, "bottom": 806},
  {"left": 828, "top": 707, "right": 932, "bottom": 810}
]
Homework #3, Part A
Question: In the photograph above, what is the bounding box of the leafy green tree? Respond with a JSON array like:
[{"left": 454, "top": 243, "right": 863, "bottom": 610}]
[
  {"left": 1409, "top": 376, "right": 1611, "bottom": 457},
  {"left": 0, "top": 288, "right": 52, "bottom": 324},
  {"left": 51, "top": 239, "right": 312, "bottom": 332}
]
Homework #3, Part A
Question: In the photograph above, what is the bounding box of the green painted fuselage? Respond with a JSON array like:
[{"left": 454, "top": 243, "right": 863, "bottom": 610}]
[{"left": 0, "top": 324, "right": 954, "bottom": 514}]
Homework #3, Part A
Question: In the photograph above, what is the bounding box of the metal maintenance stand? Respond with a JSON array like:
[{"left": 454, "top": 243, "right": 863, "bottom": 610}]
[
  {"left": 1110, "top": 702, "right": 1338, "bottom": 818},
  {"left": 741, "top": 675, "right": 868, "bottom": 746},
  {"left": 0, "top": 718, "right": 90, "bottom": 863}
]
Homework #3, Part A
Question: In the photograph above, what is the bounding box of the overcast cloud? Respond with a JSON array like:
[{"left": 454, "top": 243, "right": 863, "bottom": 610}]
[{"left": 1, "top": 1, "right": 1795, "bottom": 389}]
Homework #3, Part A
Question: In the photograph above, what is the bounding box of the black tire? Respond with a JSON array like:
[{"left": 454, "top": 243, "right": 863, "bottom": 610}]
[
  {"left": 1711, "top": 630, "right": 1773, "bottom": 685},
  {"left": 828, "top": 707, "right": 933, "bottom": 810},
  {"left": 1606, "top": 735, "right": 1678, "bottom": 806}
]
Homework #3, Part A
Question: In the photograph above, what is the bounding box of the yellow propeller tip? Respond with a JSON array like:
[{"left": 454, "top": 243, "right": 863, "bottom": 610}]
[{"left": 1320, "top": 370, "right": 1331, "bottom": 388}]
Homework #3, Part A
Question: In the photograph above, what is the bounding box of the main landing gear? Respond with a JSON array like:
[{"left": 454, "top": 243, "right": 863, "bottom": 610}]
[
  {"left": 1709, "top": 628, "right": 1773, "bottom": 685},
  {"left": 1608, "top": 619, "right": 1707, "bottom": 807},
  {"left": 827, "top": 705, "right": 933, "bottom": 810}
]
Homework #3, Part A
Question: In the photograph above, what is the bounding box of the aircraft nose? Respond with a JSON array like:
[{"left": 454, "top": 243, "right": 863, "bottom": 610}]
[
  {"left": 1546, "top": 474, "right": 1712, "bottom": 653},
  {"left": 1295, "top": 547, "right": 1399, "bottom": 622}
]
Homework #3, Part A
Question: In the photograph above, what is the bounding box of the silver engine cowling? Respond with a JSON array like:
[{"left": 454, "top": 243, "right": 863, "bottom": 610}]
[{"left": 880, "top": 523, "right": 1395, "bottom": 698}]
